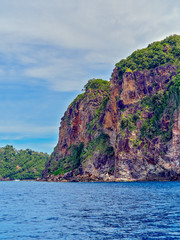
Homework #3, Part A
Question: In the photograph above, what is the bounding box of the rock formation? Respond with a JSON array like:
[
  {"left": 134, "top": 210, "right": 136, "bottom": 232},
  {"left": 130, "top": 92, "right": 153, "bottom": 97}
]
[{"left": 43, "top": 34, "right": 180, "bottom": 182}]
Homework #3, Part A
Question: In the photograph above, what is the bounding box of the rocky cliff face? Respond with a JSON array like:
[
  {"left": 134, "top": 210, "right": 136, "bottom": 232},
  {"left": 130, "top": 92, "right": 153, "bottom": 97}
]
[{"left": 43, "top": 35, "right": 180, "bottom": 182}]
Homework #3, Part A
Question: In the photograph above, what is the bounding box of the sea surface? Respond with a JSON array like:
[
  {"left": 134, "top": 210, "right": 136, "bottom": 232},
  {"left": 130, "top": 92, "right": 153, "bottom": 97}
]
[{"left": 0, "top": 181, "right": 180, "bottom": 240}]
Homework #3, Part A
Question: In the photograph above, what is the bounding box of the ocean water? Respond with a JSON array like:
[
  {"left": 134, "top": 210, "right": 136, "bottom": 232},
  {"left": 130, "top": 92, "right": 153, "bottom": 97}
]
[{"left": 0, "top": 181, "right": 180, "bottom": 240}]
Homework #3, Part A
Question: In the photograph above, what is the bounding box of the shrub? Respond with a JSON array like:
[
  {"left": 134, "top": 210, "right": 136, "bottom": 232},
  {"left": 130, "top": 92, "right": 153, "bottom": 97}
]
[
  {"left": 120, "top": 114, "right": 139, "bottom": 132},
  {"left": 115, "top": 35, "right": 180, "bottom": 79},
  {"left": 140, "top": 73, "right": 180, "bottom": 141},
  {"left": 83, "top": 78, "right": 110, "bottom": 92},
  {"left": 52, "top": 143, "right": 84, "bottom": 175}
]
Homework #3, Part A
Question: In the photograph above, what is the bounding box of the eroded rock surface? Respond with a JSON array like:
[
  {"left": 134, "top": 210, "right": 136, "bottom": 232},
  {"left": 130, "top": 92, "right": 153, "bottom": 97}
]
[{"left": 43, "top": 36, "right": 180, "bottom": 182}]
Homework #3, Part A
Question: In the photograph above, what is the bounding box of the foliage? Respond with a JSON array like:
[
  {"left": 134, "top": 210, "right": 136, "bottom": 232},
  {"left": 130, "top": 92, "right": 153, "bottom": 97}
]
[
  {"left": 52, "top": 80, "right": 111, "bottom": 175},
  {"left": 52, "top": 133, "right": 114, "bottom": 175},
  {"left": 81, "top": 133, "right": 114, "bottom": 165},
  {"left": 116, "top": 34, "right": 180, "bottom": 79},
  {"left": 120, "top": 114, "right": 140, "bottom": 132},
  {"left": 0, "top": 145, "right": 49, "bottom": 180},
  {"left": 87, "top": 95, "right": 110, "bottom": 134},
  {"left": 69, "top": 79, "right": 110, "bottom": 114},
  {"left": 69, "top": 92, "right": 85, "bottom": 109},
  {"left": 140, "top": 73, "right": 180, "bottom": 141},
  {"left": 83, "top": 78, "right": 110, "bottom": 92},
  {"left": 52, "top": 143, "right": 84, "bottom": 175}
]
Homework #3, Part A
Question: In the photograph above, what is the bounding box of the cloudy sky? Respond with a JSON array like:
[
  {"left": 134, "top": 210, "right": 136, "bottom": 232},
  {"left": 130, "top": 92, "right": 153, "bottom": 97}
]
[{"left": 0, "top": 0, "right": 179, "bottom": 153}]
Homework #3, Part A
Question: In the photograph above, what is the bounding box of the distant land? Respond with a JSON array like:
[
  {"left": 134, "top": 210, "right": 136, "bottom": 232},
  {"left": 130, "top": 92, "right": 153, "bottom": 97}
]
[
  {"left": 43, "top": 34, "right": 180, "bottom": 182},
  {"left": 0, "top": 145, "right": 49, "bottom": 180}
]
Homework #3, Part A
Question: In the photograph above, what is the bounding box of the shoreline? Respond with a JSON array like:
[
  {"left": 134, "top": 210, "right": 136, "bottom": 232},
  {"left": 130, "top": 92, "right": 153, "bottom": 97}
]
[{"left": 1, "top": 174, "right": 180, "bottom": 183}]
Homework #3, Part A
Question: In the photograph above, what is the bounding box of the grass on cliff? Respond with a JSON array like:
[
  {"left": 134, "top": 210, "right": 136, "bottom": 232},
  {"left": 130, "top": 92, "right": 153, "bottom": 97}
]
[
  {"left": 51, "top": 79, "right": 112, "bottom": 176},
  {"left": 81, "top": 133, "right": 114, "bottom": 163},
  {"left": 0, "top": 145, "right": 49, "bottom": 180},
  {"left": 116, "top": 34, "right": 180, "bottom": 79},
  {"left": 83, "top": 78, "right": 110, "bottom": 92},
  {"left": 82, "top": 79, "right": 111, "bottom": 135},
  {"left": 87, "top": 95, "right": 110, "bottom": 134},
  {"left": 140, "top": 73, "right": 180, "bottom": 141},
  {"left": 52, "top": 143, "right": 84, "bottom": 175},
  {"left": 120, "top": 113, "right": 140, "bottom": 135},
  {"left": 68, "top": 78, "right": 110, "bottom": 126},
  {"left": 52, "top": 133, "right": 114, "bottom": 176},
  {"left": 69, "top": 79, "right": 110, "bottom": 110},
  {"left": 69, "top": 92, "right": 85, "bottom": 110}
]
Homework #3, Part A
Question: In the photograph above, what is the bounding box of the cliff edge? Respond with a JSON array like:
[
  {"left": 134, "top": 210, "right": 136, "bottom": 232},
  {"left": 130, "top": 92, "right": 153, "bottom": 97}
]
[{"left": 43, "top": 34, "right": 180, "bottom": 182}]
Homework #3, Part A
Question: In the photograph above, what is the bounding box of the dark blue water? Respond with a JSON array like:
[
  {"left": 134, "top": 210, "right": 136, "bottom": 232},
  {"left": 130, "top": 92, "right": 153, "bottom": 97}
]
[{"left": 0, "top": 181, "right": 180, "bottom": 240}]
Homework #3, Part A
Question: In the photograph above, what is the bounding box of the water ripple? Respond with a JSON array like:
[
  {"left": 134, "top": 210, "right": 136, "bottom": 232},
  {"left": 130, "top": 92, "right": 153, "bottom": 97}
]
[{"left": 0, "top": 181, "right": 180, "bottom": 239}]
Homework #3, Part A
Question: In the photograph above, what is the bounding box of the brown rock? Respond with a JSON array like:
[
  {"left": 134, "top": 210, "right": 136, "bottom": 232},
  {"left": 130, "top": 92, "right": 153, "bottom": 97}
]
[{"left": 43, "top": 63, "right": 180, "bottom": 182}]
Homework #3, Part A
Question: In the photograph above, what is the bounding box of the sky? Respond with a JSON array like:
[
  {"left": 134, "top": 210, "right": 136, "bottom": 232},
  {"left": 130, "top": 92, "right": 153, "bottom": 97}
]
[{"left": 0, "top": 0, "right": 180, "bottom": 154}]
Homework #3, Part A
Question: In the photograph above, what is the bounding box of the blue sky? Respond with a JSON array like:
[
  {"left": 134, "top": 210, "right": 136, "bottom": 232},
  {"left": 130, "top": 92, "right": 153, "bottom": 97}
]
[{"left": 0, "top": 0, "right": 180, "bottom": 154}]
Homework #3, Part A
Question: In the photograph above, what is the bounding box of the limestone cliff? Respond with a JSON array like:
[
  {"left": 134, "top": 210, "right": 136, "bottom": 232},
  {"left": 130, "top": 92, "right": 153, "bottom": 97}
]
[{"left": 43, "top": 34, "right": 180, "bottom": 182}]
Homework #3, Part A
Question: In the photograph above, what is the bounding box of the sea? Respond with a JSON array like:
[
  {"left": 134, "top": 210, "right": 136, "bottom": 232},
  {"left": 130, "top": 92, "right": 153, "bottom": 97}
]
[{"left": 0, "top": 181, "right": 180, "bottom": 240}]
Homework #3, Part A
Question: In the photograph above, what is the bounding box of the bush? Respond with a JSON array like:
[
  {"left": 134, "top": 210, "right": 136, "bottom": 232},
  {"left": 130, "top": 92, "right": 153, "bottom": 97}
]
[
  {"left": 82, "top": 133, "right": 114, "bottom": 163},
  {"left": 83, "top": 78, "right": 110, "bottom": 92},
  {"left": 116, "top": 35, "right": 180, "bottom": 79},
  {"left": 120, "top": 114, "right": 139, "bottom": 132},
  {"left": 140, "top": 73, "right": 180, "bottom": 141},
  {"left": 52, "top": 143, "right": 84, "bottom": 175}
]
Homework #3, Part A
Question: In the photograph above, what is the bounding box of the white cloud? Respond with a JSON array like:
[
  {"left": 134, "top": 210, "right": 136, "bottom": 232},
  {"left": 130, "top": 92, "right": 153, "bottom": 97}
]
[
  {"left": 0, "top": 0, "right": 180, "bottom": 152},
  {"left": 0, "top": 0, "right": 179, "bottom": 91},
  {"left": 0, "top": 1, "right": 179, "bottom": 50},
  {"left": 23, "top": 54, "right": 87, "bottom": 91}
]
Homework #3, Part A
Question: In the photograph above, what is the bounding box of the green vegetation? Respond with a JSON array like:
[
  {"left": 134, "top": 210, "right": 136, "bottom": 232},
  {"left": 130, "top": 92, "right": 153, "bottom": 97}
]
[
  {"left": 83, "top": 79, "right": 110, "bottom": 134},
  {"left": 117, "top": 35, "right": 180, "bottom": 142},
  {"left": 83, "top": 78, "right": 110, "bottom": 92},
  {"left": 87, "top": 95, "right": 110, "bottom": 134},
  {"left": 69, "top": 92, "right": 85, "bottom": 109},
  {"left": 69, "top": 79, "right": 110, "bottom": 110},
  {"left": 52, "top": 133, "right": 114, "bottom": 175},
  {"left": 0, "top": 145, "right": 49, "bottom": 180},
  {"left": 51, "top": 79, "right": 112, "bottom": 175},
  {"left": 81, "top": 133, "right": 114, "bottom": 164},
  {"left": 140, "top": 73, "right": 180, "bottom": 141},
  {"left": 116, "top": 34, "right": 180, "bottom": 79},
  {"left": 120, "top": 113, "right": 140, "bottom": 134},
  {"left": 52, "top": 143, "right": 84, "bottom": 175}
]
